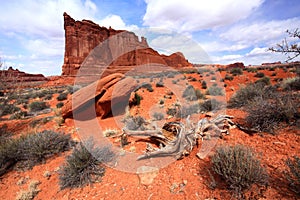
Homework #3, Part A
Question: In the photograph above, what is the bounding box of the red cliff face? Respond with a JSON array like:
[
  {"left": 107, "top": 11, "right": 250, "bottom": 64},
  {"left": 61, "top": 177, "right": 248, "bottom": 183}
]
[{"left": 61, "top": 13, "right": 191, "bottom": 76}]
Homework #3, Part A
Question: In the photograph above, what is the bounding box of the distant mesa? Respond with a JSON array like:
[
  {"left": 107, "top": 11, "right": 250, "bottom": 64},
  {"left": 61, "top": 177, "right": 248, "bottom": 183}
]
[
  {"left": 61, "top": 12, "right": 191, "bottom": 76},
  {"left": 0, "top": 66, "right": 47, "bottom": 82}
]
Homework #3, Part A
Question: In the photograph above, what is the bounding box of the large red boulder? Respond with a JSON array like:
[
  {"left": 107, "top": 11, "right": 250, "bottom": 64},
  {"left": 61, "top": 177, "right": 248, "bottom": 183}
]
[{"left": 61, "top": 73, "right": 137, "bottom": 119}]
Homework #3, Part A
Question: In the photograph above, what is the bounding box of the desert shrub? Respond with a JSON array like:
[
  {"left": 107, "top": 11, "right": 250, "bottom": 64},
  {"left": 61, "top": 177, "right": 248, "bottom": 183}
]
[
  {"left": 206, "top": 86, "right": 224, "bottom": 96},
  {"left": 152, "top": 112, "right": 164, "bottom": 120},
  {"left": 156, "top": 81, "right": 164, "bottom": 87},
  {"left": 59, "top": 140, "right": 114, "bottom": 189},
  {"left": 124, "top": 116, "right": 147, "bottom": 130},
  {"left": 0, "top": 130, "right": 71, "bottom": 176},
  {"left": 245, "top": 94, "right": 298, "bottom": 133},
  {"left": 67, "top": 85, "right": 81, "bottom": 94},
  {"left": 16, "top": 130, "right": 72, "bottom": 169},
  {"left": 16, "top": 180, "right": 40, "bottom": 200},
  {"left": 230, "top": 68, "right": 243, "bottom": 76},
  {"left": 225, "top": 74, "right": 234, "bottom": 81},
  {"left": 29, "top": 101, "right": 49, "bottom": 112},
  {"left": 57, "top": 93, "right": 68, "bottom": 101},
  {"left": 182, "top": 85, "right": 205, "bottom": 101},
  {"left": 246, "top": 68, "right": 258, "bottom": 73},
  {"left": 140, "top": 82, "right": 153, "bottom": 92},
  {"left": 43, "top": 93, "right": 53, "bottom": 100},
  {"left": 9, "top": 111, "right": 28, "bottom": 120},
  {"left": 0, "top": 103, "right": 20, "bottom": 117},
  {"left": 56, "top": 102, "right": 64, "bottom": 108},
  {"left": 200, "top": 99, "right": 223, "bottom": 112},
  {"left": 271, "top": 72, "right": 277, "bottom": 76},
  {"left": 178, "top": 103, "right": 201, "bottom": 118},
  {"left": 282, "top": 77, "right": 300, "bottom": 91},
  {"left": 211, "top": 145, "right": 268, "bottom": 198},
  {"left": 254, "top": 72, "right": 265, "bottom": 78},
  {"left": 131, "top": 92, "right": 142, "bottom": 106},
  {"left": 255, "top": 76, "right": 270, "bottom": 85},
  {"left": 228, "top": 83, "right": 275, "bottom": 108},
  {"left": 201, "top": 81, "right": 207, "bottom": 89},
  {"left": 285, "top": 156, "right": 300, "bottom": 195},
  {"left": 103, "top": 129, "right": 119, "bottom": 137},
  {"left": 172, "top": 80, "right": 178, "bottom": 84},
  {"left": 167, "top": 107, "right": 178, "bottom": 117},
  {"left": 29, "top": 117, "right": 52, "bottom": 128}
]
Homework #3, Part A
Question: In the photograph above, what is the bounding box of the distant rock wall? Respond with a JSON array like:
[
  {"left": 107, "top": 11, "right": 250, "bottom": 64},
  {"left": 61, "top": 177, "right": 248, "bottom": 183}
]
[
  {"left": 61, "top": 13, "right": 191, "bottom": 76},
  {"left": 0, "top": 67, "right": 47, "bottom": 82}
]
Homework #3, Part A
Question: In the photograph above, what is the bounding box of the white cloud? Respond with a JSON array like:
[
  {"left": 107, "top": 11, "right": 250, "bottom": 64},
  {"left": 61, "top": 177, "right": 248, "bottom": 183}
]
[
  {"left": 149, "top": 34, "right": 211, "bottom": 63},
  {"left": 219, "top": 18, "right": 300, "bottom": 46},
  {"left": 97, "top": 15, "right": 139, "bottom": 31},
  {"left": 143, "top": 0, "right": 264, "bottom": 32}
]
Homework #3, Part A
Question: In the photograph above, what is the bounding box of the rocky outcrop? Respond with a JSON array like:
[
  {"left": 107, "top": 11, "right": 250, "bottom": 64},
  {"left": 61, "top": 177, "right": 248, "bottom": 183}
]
[
  {"left": 61, "top": 73, "right": 138, "bottom": 119},
  {"left": 61, "top": 13, "right": 191, "bottom": 76},
  {"left": 0, "top": 67, "right": 47, "bottom": 82},
  {"left": 226, "top": 62, "right": 245, "bottom": 69}
]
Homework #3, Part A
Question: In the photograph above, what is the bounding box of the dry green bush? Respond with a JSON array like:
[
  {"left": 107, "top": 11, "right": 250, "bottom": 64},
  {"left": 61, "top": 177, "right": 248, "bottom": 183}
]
[
  {"left": 211, "top": 145, "right": 268, "bottom": 198},
  {"left": 59, "top": 139, "right": 115, "bottom": 189},
  {"left": 285, "top": 156, "right": 300, "bottom": 195}
]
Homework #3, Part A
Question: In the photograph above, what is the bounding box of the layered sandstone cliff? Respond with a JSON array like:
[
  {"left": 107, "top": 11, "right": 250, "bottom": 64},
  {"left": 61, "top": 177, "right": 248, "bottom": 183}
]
[{"left": 61, "top": 13, "right": 191, "bottom": 76}]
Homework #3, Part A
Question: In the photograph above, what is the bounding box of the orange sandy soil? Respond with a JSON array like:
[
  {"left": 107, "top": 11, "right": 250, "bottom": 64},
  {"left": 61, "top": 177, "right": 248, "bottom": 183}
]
[{"left": 0, "top": 67, "right": 299, "bottom": 200}]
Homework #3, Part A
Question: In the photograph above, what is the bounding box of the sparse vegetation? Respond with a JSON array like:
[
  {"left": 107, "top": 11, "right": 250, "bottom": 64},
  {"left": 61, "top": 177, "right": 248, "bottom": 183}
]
[
  {"left": 182, "top": 85, "right": 205, "bottom": 101},
  {"left": 59, "top": 139, "right": 114, "bottom": 189},
  {"left": 57, "top": 93, "right": 68, "bottom": 101},
  {"left": 56, "top": 102, "right": 64, "bottom": 108},
  {"left": 206, "top": 86, "right": 224, "bottom": 96},
  {"left": 230, "top": 68, "right": 243, "bottom": 76},
  {"left": 201, "top": 81, "right": 207, "bottom": 89},
  {"left": 282, "top": 77, "right": 300, "bottom": 91},
  {"left": 285, "top": 156, "right": 300, "bottom": 195},
  {"left": 16, "top": 180, "right": 40, "bottom": 200},
  {"left": 29, "top": 101, "right": 49, "bottom": 112},
  {"left": 225, "top": 74, "right": 234, "bottom": 81},
  {"left": 152, "top": 112, "right": 164, "bottom": 120},
  {"left": 255, "top": 76, "right": 270, "bottom": 85},
  {"left": 0, "top": 103, "right": 21, "bottom": 117},
  {"left": 211, "top": 145, "right": 268, "bottom": 198},
  {"left": 124, "top": 115, "right": 147, "bottom": 130},
  {"left": 254, "top": 72, "right": 265, "bottom": 78},
  {"left": 0, "top": 130, "right": 71, "bottom": 176}
]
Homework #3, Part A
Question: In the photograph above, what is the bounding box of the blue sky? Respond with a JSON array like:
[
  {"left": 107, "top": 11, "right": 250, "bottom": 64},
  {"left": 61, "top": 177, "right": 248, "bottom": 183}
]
[{"left": 0, "top": 0, "right": 299, "bottom": 75}]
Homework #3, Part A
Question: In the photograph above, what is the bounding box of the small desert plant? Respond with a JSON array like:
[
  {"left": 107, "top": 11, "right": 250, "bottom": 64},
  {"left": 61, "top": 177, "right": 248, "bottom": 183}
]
[
  {"left": 182, "top": 85, "right": 198, "bottom": 101},
  {"left": 211, "top": 145, "right": 268, "bottom": 198},
  {"left": 228, "top": 83, "right": 275, "bottom": 108},
  {"left": 56, "top": 102, "right": 64, "bottom": 108},
  {"left": 206, "top": 86, "right": 224, "bottom": 96},
  {"left": 285, "top": 156, "right": 300, "bottom": 195},
  {"left": 245, "top": 94, "right": 298, "bottom": 133},
  {"left": 43, "top": 93, "right": 53, "bottom": 100},
  {"left": 131, "top": 92, "right": 142, "bottom": 106},
  {"left": 103, "top": 128, "right": 119, "bottom": 137},
  {"left": 29, "top": 101, "right": 49, "bottom": 112},
  {"left": 0, "top": 103, "right": 20, "bottom": 117},
  {"left": 16, "top": 130, "right": 72, "bottom": 169},
  {"left": 59, "top": 139, "right": 114, "bottom": 189},
  {"left": 124, "top": 115, "right": 147, "bottom": 130},
  {"left": 16, "top": 180, "right": 41, "bottom": 200},
  {"left": 254, "top": 72, "right": 265, "bottom": 78},
  {"left": 156, "top": 81, "right": 164, "bottom": 87},
  {"left": 152, "top": 112, "right": 164, "bottom": 120},
  {"left": 255, "top": 76, "right": 270, "bottom": 85},
  {"left": 201, "top": 81, "right": 207, "bottom": 89},
  {"left": 230, "top": 68, "right": 243, "bottom": 76},
  {"left": 200, "top": 99, "right": 223, "bottom": 112},
  {"left": 246, "top": 68, "right": 258, "bottom": 73},
  {"left": 140, "top": 82, "right": 153, "bottom": 92},
  {"left": 282, "top": 77, "right": 300, "bottom": 91},
  {"left": 225, "top": 74, "right": 234, "bottom": 81},
  {"left": 57, "top": 93, "right": 68, "bottom": 101},
  {"left": 9, "top": 111, "right": 28, "bottom": 120}
]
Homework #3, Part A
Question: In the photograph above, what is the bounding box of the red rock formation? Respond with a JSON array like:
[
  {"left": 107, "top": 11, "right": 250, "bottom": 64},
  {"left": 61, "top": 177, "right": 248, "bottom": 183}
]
[
  {"left": 226, "top": 62, "right": 245, "bottom": 69},
  {"left": 0, "top": 67, "right": 47, "bottom": 82},
  {"left": 61, "top": 73, "right": 138, "bottom": 119},
  {"left": 61, "top": 13, "right": 191, "bottom": 76}
]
